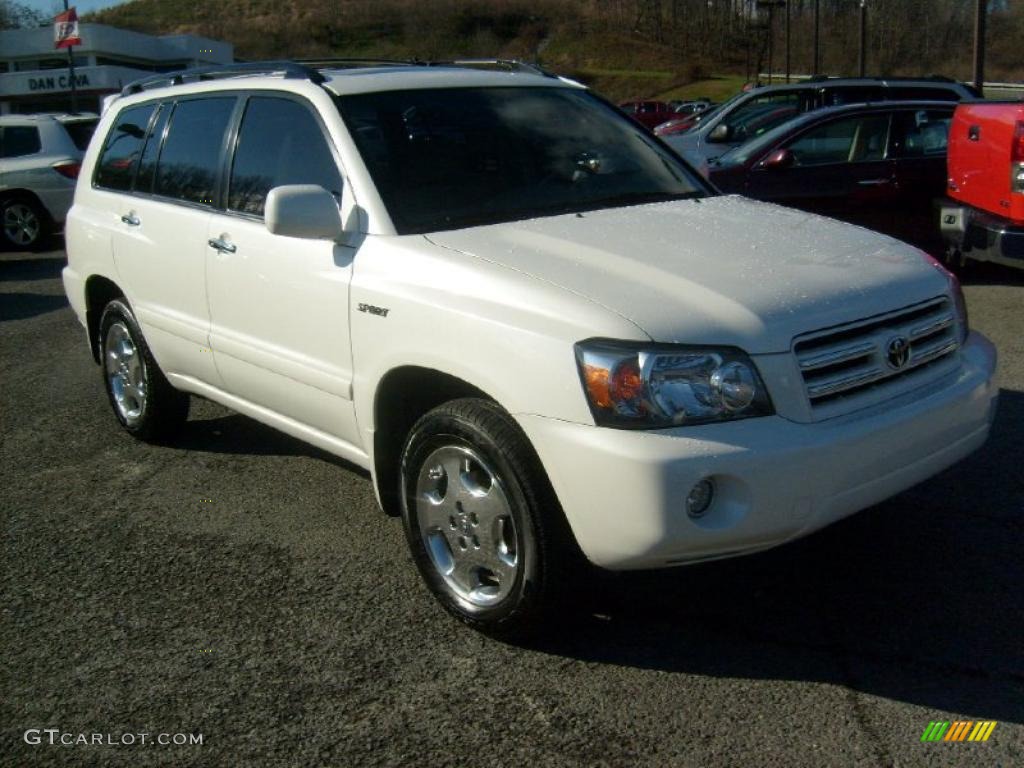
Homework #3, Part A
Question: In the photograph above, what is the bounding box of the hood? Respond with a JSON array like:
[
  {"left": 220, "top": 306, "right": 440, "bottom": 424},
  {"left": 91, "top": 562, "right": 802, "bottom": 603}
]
[{"left": 426, "top": 196, "right": 949, "bottom": 354}]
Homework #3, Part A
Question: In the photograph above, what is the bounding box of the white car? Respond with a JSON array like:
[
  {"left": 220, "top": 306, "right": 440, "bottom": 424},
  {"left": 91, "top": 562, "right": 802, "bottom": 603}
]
[
  {"left": 62, "top": 61, "right": 998, "bottom": 633},
  {"left": 1, "top": 113, "right": 98, "bottom": 249}
]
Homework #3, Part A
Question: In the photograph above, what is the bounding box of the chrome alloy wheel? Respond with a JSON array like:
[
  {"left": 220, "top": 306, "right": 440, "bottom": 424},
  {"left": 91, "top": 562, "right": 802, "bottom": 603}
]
[
  {"left": 104, "top": 322, "right": 147, "bottom": 425},
  {"left": 415, "top": 445, "right": 520, "bottom": 608},
  {"left": 3, "top": 202, "right": 41, "bottom": 247}
]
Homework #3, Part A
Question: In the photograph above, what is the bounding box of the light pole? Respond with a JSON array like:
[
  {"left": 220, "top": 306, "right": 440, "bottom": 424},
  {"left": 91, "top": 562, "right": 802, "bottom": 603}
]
[
  {"left": 858, "top": 0, "right": 868, "bottom": 78},
  {"left": 812, "top": 0, "right": 820, "bottom": 75},
  {"left": 757, "top": 1, "right": 786, "bottom": 86},
  {"left": 973, "top": 0, "right": 987, "bottom": 93}
]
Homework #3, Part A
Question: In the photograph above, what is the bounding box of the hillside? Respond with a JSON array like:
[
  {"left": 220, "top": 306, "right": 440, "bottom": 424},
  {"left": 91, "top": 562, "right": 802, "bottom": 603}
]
[{"left": 88, "top": 0, "right": 1024, "bottom": 103}]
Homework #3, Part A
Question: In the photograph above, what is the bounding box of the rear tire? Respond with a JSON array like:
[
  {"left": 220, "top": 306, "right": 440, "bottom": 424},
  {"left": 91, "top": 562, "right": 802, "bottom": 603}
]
[
  {"left": 98, "top": 299, "right": 189, "bottom": 442},
  {"left": 399, "top": 398, "right": 579, "bottom": 635},
  {"left": 1, "top": 196, "right": 48, "bottom": 251}
]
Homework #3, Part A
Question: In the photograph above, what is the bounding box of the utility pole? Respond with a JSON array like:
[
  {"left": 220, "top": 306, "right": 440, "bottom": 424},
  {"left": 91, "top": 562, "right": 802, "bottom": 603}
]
[
  {"left": 757, "top": 1, "right": 786, "bottom": 85},
  {"left": 812, "top": 0, "right": 820, "bottom": 75},
  {"left": 784, "top": 0, "right": 791, "bottom": 83},
  {"left": 973, "top": 0, "right": 987, "bottom": 94},
  {"left": 63, "top": 0, "right": 78, "bottom": 113},
  {"left": 858, "top": 1, "right": 868, "bottom": 78}
]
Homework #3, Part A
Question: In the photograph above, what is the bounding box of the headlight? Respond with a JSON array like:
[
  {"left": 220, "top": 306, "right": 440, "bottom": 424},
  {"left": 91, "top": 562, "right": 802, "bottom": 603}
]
[{"left": 575, "top": 340, "right": 773, "bottom": 428}]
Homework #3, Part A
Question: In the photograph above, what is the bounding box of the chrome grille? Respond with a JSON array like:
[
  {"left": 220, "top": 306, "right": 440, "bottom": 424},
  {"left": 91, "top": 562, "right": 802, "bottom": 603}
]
[{"left": 795, "top": 297, "right": 960, "bottom": 412}]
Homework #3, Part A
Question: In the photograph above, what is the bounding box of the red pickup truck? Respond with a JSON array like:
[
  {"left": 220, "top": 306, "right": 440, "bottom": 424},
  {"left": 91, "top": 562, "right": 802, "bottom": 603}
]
[{"left": 940, "top": 101, "right": 1024, "bottom": 270}]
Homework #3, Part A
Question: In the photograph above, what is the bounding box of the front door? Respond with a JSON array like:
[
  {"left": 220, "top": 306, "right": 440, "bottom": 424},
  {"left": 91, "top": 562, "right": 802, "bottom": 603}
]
[{"left": 205, "top": 94, "right": 359, "bottom": 445}]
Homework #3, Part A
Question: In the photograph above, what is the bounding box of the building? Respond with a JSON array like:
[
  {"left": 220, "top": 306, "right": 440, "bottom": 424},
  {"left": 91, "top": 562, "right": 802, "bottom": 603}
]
[{"left": 0, "top": 23, "right": 233, "bottom": 115}]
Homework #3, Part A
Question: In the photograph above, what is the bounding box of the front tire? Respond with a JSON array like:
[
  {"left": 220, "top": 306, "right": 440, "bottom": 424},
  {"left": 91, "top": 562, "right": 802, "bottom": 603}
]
[
  {"left": 399, "top": 398, "right": 573, "bottom": 634},
  {"left": 98, "top": 299, "right": 189, "bottom": 442}
]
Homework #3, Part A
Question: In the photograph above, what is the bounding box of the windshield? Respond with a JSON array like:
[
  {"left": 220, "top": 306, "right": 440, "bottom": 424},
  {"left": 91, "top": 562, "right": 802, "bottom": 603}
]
[
  {"left": 714, "top": 112, "right": 819, "bottom": 167},
  {"left": 336, "top": 87, "right": 708, "bottom": 234}
]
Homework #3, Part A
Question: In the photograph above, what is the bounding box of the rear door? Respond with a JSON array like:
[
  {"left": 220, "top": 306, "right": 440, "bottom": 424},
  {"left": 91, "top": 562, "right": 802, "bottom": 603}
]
[
  {"left": 205, "top": 93, "right": 359, "bottom": 444},
  {"left": 889, "top": 106, "right": 955, "bottom": 251},
  {"left": 103, "top": 95, "right": 237, "bottom": 383}
]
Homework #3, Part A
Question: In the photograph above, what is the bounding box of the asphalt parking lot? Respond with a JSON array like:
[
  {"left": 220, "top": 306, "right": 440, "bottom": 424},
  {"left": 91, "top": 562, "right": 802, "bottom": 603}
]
[{"left": 2, "top": 242, "right": 1022, "bottom": 768}]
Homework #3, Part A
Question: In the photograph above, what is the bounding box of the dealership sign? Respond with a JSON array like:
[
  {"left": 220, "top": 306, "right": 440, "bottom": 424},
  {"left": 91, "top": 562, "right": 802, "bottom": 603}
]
[
  {"left": 54, "top": 7, "right": 82, "bottom": 49},
  {"left": 28, "top": 73, "right": 90, "bottom": 91}
]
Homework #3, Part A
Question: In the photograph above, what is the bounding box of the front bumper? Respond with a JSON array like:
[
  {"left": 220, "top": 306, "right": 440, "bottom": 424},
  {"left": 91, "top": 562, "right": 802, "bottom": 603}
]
[{"left": 517, "top": 332, "right": 998, "bottom": 570}]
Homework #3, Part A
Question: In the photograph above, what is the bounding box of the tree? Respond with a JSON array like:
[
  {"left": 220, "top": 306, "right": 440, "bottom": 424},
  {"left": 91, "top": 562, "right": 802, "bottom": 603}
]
[{"left": 0, "top": 0, "right": 48, "bottom": 30}]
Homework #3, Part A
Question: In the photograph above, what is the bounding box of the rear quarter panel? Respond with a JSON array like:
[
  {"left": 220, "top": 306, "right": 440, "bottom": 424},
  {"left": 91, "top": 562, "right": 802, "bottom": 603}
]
[{"left": 948, "top": 102, "right": 1024, "bottom": 223}]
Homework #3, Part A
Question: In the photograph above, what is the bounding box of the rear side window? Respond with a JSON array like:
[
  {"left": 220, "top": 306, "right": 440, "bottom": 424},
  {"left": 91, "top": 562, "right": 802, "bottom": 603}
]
[
  {"left": 0, "top": 126, "right": 42, "bottom": 158},
  {"left": 885, "top": 86, "right": 960, "bottom": 102},
  {"left": 95, "top": 104, "right": 156, "bottom": 191},
  {"left": 824, "top": 86, "right": 883, "bottom": 106},
  {"left": 135, "top": 103, "right": 171, "bottom": 193},
  {"left": 227, "top": 96, "right": 342, "bottom": 216},
  {"left": 62, "top": 120, "right": 98, "bottom": 151},
  {"left": 893, "top": 109, "right": 953, "bottom": 158},
  {"left": 154, "top": 97, "right": 235, "bottom": 205}
]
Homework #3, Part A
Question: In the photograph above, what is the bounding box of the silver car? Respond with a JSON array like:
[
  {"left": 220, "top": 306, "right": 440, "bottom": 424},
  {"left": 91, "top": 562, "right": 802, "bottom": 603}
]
[{"left": 1, "top": 113, "right": 98, "bottom": 249}]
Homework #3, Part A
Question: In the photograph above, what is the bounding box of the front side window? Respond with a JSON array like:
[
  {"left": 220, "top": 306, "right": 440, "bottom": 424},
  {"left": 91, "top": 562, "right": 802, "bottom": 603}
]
[
  {"left": 95, "top": 104, "right": 156, "bottom": 191},
  {"left": 337, "top": 86, "right": 706, "bottom": 234},
  {"left": 786, "top": 115, "right": 890, "bottom": 166},
  {"left": 228, "top": 97, "right": 342, "bottom": 217},
  {"left": 154, "top": 97, "right": 235, "bottom": 205},
  {"left": 0, "top": 126, "right": 41, "bottom": 158}
]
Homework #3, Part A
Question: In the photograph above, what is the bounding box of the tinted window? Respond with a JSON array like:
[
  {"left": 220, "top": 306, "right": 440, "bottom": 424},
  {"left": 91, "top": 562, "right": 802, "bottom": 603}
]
[
  {"left": 228, "top": 97, "right": 342, "bottom": 216},
  {"left": 825, "top": 86, "right": 883, "bottom": 105},
  {"left": 786, "top": 115, "right": 890, "bottom": 166},
  {"left": 135, "top": 103, "right": 170, "bottom": 194},
  {"left": 1, "top": 126, "right": 42, "bottom": 158},
  {"left": 154, "top": 97, "right": 235, "bottom": 205},
  {"left": 95, "top": 104, "right": 156, "bottom": 191},
  {"left": 893, "top": 109, "right": 952, "bottom": 158},
  {"left": 885, "top": 86, "right": 960, "bottom": 102},
  {"left": 338, "top": 87, "right": 705, "bottom": 235},
  {"left": 62, "top": 119, "right": 98, "bottom": 151}
]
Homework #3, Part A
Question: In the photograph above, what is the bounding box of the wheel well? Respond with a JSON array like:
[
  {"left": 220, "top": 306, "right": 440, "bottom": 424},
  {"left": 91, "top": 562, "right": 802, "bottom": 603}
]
[
  {"left": 84, "top": 276, "right": 124, "bottom": 363},
  {"left": 372, "top": 367, "right": 492, "bottom": 517},
  {"left": 0, "top": 188, "right": 51, "bottom": 223}
]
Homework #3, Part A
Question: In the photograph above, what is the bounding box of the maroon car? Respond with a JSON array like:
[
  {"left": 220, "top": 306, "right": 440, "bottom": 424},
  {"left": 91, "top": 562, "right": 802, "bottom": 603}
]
[
  {"left": 706, "top": 101, "right": 955, "bottom": 253},
  {"left": 619, "top": 100, "right": 674, "bottom": 130}
]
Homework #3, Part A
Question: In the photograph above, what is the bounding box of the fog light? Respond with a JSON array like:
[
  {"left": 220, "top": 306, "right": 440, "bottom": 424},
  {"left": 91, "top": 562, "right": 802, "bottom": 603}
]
[{"left": 686, "top": 478, "right": 715, "bottom": 518}]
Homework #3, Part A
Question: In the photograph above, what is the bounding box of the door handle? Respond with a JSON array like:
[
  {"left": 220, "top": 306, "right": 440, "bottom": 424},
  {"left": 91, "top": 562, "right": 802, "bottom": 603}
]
[
  {"left": 120, "top": 213, "right": 140, "bottom": 226},
  {"left": 207, "top": 237, "right": 237, "bottom": 254},
  {"left": 857, "top": 178, "right": 892, "bottom": 186}
]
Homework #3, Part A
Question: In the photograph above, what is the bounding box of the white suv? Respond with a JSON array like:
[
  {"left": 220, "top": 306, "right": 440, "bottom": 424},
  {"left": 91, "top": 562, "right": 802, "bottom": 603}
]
[
  {"left": 1, "top": 113, "right": 98, "bottom": 249},
  {"left": 63, "top": 61, "right": 998, "bottom": 633}
]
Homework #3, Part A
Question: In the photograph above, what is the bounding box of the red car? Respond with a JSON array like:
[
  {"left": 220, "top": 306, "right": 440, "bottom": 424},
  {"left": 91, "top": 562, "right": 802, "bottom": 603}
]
[
  {"left": 654, "top": 104, "right": 720, "bottom": 137},
  {"left": 618, "top": 100, "right": 673, "bottom": 130},
  {"left": 707, "top": 100, "right": 956, "bottom": 253}
]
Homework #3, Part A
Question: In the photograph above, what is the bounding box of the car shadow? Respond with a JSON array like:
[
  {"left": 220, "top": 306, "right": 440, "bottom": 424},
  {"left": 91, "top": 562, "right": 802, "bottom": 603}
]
[
  {"left": 0, "top": 256, "right": 66, "bottom": 282},
  {"left": 517, "top": 388, "right": 1024, "bottom": 725},
  {"left": 959, "top": 261, "right": 1024, "bottom": 287},
  {"left": 176, "top": 412, "right": 369, "bottom": 477},
  {"left": 0, "top": 291, "right": 69, "bottom": 321}
]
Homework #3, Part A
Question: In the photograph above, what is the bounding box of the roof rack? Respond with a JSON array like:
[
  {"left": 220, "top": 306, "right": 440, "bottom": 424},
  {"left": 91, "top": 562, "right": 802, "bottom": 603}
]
[
  {"left": 120, "top": 60, "right": 325, "bottom": 96},
  {"left": 119, "top": 57, "right": 557, "bottom": 98},
  {"left": 424, "top": 58, "right": 555, "bottom": 77}
]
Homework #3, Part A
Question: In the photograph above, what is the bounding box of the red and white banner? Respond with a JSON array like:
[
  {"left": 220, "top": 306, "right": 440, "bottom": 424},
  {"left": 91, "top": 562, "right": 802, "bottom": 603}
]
[{"left": 54, "top": 7, "right": 82, "bottom": 49}]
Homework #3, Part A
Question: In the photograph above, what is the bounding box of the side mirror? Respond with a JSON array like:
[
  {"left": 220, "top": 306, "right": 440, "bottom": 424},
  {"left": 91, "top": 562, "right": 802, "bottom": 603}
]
[
  {"left": 264, "top": 185, "right": 343, "bottom": 241},
  {"left": 760, "top": 148, "right": 795, "bottom": 171},
  {"left": 708, "top": 123, "right": 733, "bottom": 143}
]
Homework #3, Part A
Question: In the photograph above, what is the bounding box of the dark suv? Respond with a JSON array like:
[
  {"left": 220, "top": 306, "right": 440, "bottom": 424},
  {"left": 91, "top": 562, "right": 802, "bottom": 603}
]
[{"left": 664, "top": 76, "right": 979, "bottom": 168}]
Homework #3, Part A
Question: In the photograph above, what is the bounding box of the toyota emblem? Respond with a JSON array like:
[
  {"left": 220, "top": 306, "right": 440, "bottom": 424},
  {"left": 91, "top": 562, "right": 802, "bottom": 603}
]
[{"left": 885, "top": 336, "right": 911, "bottom": 370}]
